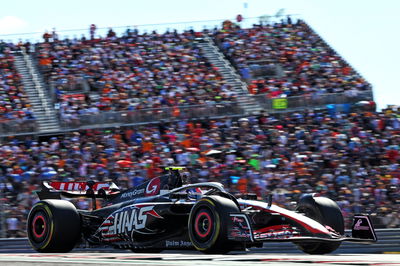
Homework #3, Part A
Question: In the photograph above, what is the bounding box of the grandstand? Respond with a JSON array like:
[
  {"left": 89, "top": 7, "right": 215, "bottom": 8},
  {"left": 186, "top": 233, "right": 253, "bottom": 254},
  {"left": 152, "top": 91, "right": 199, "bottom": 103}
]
[
  {"left": 0, "top": 44, "right": 36, "bottom": 134},
  {"left": 0, "top": 16, "right": 373, "bottom": 135},
  {"left": 215, "top": 19, "right": 371, "bottom": 97},
  {"left": 1, "top": 17, "right": 398, "bottom": 238}
]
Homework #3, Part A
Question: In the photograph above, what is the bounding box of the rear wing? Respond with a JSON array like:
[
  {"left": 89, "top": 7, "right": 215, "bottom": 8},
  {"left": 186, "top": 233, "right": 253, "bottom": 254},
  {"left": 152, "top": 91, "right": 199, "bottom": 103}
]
[
  {"left": 36, "top": 181, "right": 120, "bottom": 200},
  {"left": 36, "top": 166, "right": 190, "bottom": 208}
]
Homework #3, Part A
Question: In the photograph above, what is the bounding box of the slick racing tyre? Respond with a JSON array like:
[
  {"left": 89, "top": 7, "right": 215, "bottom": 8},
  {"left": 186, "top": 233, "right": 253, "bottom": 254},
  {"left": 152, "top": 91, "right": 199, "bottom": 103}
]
[
  {"left": 188, "top": 196, "right": 239, "bottom": 254},
  {"left": 295, "top": 194, "right": 345, "bottom": 254},
  {"left": 27, "top": 200, "right": 81, "bottom": 252}
]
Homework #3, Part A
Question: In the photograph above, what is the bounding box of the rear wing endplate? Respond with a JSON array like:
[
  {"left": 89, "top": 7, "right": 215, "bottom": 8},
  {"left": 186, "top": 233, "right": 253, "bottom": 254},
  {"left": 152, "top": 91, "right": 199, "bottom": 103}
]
[{"left": 351, "top": 215, "right": 377, "bottom": 242}]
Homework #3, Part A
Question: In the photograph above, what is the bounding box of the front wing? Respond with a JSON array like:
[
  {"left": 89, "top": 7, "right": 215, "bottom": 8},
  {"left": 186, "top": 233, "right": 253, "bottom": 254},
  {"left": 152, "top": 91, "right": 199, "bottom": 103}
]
[{"left": 228, "top": 213, "right": 377, "bottom": 244}]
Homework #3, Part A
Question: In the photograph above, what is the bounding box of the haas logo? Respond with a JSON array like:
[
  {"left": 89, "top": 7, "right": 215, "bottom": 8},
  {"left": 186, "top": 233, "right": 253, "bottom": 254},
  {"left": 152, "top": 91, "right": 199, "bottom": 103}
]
[{"left": 145, "top": 178, "right": 160, "bottom": 196}]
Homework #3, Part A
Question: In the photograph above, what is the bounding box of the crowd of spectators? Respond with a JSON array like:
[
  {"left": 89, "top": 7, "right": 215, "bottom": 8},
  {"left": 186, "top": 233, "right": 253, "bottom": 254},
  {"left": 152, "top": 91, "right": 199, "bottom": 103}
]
[
  {"left": 0, "top": 42, "right": 35, "bottom": 133},
  {"left": 36, "top": 29, "right": 237, "bottom": 121},
  {"left": 1, "top": 107, "right": 400, "bottom": 236},
  {"left": 31, "top": 18, "right": 373, "bottom": 124},
  {"left": 215, "top": 18, "right": 371, "bottom": 97}
]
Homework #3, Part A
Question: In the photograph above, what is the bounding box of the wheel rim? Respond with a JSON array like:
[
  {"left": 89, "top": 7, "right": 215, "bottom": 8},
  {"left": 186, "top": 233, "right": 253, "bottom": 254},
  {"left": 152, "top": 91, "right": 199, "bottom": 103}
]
[
  {"left": 33, "top": 215, "right": 46, "bottom": 238},
  {"left": 30, "top": 211, "right": 48, "bottom": 243},
  {"left": 195, "top": 211, "right": 212, "bottom": 238},
  {"left": 193, "top": 209, "right": 214, "bottom": 242}
]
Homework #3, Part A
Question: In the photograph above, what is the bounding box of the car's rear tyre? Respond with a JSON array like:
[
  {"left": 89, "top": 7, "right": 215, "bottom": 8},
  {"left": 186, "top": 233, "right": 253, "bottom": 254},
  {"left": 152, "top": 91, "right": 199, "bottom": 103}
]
[
  {"left": 188, "top": 196, "right": 239, "bottom": 254},
  {"left": 27, "top": 200, "right": 81, "bottom": 252},
  {"left": 295, "top": 194, "right": 344, "bottom": 254}
]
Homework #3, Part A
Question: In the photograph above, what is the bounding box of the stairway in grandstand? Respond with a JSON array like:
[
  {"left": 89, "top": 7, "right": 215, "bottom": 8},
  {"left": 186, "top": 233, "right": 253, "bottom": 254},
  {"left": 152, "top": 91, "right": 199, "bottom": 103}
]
[
  {"left": 197, "top": 37, "right": 263, "bottom": 114},
  {"left": 14, "top": 53, "right": 61, "bottom": 133}
]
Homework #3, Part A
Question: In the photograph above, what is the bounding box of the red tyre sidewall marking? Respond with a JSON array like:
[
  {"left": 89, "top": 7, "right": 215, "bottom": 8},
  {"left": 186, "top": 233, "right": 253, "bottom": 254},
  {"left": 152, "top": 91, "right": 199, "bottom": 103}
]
[
  {"left": 32, "top": 215, "right": 46, "bottom": 239},
  {"left": 195, "top": 211, "right": 212, "bottom": 238}
]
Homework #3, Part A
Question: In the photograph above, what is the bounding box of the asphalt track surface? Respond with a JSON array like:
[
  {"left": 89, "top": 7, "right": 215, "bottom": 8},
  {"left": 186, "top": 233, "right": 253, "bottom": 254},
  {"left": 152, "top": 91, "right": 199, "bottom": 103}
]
[{"left": 0, "top": 252, "right": 400, "bottom": 266}]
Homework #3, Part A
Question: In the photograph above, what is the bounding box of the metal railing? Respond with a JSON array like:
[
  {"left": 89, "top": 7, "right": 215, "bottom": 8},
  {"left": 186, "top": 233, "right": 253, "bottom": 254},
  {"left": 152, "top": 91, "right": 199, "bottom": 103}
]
[
  {"left": 0, "top": 90, "right": 374, "bottom": 135},
  {"left": 60, "top": 103, "right": 245, "bottom": 129},
  {"left": 21, "top": 47, "right": 50, "bottom": 116},
  {"left": 254, "top": 90, "right": 374, "bottom": 111},
  {"left": 0, "top": 120, "right": 38, "bottom": 135},
  {"left": 59, "top": 90, "right": 374, "bottom": 129}
]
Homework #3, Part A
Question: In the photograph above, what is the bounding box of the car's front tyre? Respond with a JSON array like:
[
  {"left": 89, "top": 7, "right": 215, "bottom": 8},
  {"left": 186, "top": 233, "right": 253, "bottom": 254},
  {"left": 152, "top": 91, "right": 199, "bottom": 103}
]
[
  {"left": 295, "top": 194, "right": 344, "bottom": 254},
  {"left": 188, "top": 196, "right": 239, "bottom": 254}
]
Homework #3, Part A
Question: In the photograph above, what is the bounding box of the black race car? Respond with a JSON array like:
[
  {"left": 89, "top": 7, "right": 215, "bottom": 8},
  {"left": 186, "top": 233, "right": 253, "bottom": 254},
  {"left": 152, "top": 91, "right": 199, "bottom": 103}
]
[{"left": 27, "top": 167, "right": 377, "bottom": 254}]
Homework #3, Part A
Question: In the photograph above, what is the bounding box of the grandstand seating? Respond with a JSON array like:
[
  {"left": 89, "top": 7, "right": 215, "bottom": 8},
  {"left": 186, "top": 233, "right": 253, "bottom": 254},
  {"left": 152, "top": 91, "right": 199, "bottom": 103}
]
[
  {"left": 36, "top": 30, "right": 237, "bottom": 121},
  {"left": 214, "top": 19, "right": 372, "bottom": 96},
  {"left": 30, "top": 19, "right": 373, "bottom": 127},
  {"left": 0, "top": 44, "right": 35, "bottom": 133}
]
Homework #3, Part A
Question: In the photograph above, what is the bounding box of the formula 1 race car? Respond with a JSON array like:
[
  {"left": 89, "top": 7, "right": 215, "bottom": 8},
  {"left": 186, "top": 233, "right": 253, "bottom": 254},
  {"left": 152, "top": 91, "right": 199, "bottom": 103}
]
[{"left": 27, "top": 167, "right": 377, "bottom": 254}]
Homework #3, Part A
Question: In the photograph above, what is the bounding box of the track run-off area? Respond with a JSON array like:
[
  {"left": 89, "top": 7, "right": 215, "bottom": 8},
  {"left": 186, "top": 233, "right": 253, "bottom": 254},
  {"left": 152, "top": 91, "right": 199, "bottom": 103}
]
[{"left": 0, "top": 253, "right": 400, "bottom": 266}]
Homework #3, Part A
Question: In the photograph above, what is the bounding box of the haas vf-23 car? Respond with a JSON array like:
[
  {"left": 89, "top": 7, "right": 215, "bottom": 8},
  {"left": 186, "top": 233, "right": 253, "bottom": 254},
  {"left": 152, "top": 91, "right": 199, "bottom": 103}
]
[{"left": 27, "top": 167, "right": 377, "bottom": 254}]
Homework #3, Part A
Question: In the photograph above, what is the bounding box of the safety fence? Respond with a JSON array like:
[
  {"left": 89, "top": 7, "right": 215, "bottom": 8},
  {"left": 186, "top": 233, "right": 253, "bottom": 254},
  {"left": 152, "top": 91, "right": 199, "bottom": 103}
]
[
  {"left": 0, "top": 120, "right": 38, "bottom": 136},
  {"left": 0, "top": 90, "right": 374, "bottom": 136},
  {"left": 254, "top": 91, "right": 374, "bottom": 112},
  {"left": 0, "top": 228, "right": 398, "bottom": 254},
  {"left": 59, "top": 103, "right": 245, "bottom": 129},
  {"left": 59, "top": 90, "right": 373, "bottom": 130}
]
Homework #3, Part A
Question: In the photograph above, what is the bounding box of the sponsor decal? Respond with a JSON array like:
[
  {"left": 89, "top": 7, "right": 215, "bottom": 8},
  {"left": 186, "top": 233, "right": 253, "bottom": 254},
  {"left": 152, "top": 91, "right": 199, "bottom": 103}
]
[
  {"left": 254, "top": 225, "right": 291, "bottom": 234},
  {"left": 119, "top": 177, "right": 161, "bottom": 199},
  {"left": 101, "top": 206, "right": 159, "bottom": 238},
  {"left": 229, "top": 214, "right": 253, "bottom": 241},
  {"left": 351, "top": 215, "right": 376, "bottom": 241},
  {"left": 145, "top": 178, "right": 161, "bottom": 196},
  {"left": 254, "top": 225, "right": 295, "bottom": 240},
  {"left": 231, "top": 216, "right": 249, "bottom": 230},
  {"left": 354, "top": 219, "right": 370, "bottom": 231},
  {"left": 230, "top": 229, "right": 251, "bottom": 239},
  {"left": 120, "top": 188, "right": 145, "bottom": 198},
  {"left": 165, "top": 240, "right": 192, "bottom": 248},
  {"left": 254, "top": 229, "right": 294, "bottom": 240},
  {"left": 49, "top": 182, "right": 110, "bottom": 191},
  {"left": 232, "top": 216, "right": 245, "bottom": 223}
]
